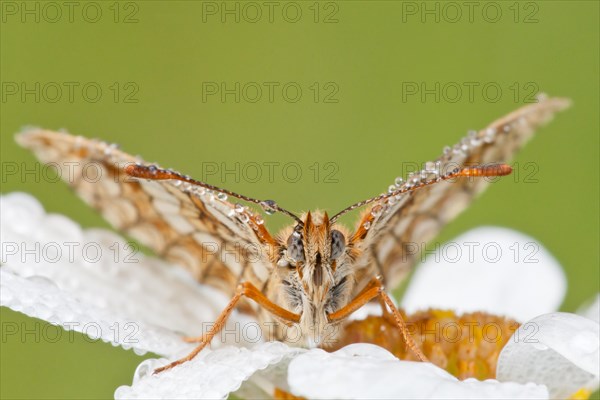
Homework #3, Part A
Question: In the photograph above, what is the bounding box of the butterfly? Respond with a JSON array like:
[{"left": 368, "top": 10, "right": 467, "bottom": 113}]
[{"left": 16, "top": 94, "right": 570, "bottom": 373}]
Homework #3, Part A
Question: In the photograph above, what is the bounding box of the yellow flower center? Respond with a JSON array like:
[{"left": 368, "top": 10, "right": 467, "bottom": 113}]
[{"left": 331, "top": 309, "right": 519, "bottom": 381}]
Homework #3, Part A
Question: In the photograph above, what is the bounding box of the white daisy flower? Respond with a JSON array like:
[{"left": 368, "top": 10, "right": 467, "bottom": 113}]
[{"left": 1, "top": 192, "right": 598, "bottom": 399}]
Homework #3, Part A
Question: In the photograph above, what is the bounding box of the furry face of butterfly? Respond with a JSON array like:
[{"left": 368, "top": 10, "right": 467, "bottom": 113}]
[{"left": 269, "top": 211, "right": 356, "bottom": 347}]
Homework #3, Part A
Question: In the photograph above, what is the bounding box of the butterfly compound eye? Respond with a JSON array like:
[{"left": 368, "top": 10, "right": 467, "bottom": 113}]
[
  {"left": 286, "top": 232, "right": 305, "bottom": 263},
  {"left": 330, "top": 230, "right": 346, "bottom": 260}
]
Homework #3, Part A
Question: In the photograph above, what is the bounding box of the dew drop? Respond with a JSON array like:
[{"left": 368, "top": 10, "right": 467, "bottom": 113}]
[
  {"left": 363, "top": 221, "right": 371, "bottom": 230},
  {"left": 532, "top": 343, "right": 549, "bottom": 351},
  {"left": 255, "top": 216, "right": 264, "bottom": 225},
  {"left": 462, "top": 136, "right": 471, "bottom": 149},
  {"left": 388, "top": 185, "right": 396, "bottom": 193},
  {"left": 394, "top": 177, "right": 404, "bottom": 187},
  {"left": 371, "top": 205, "right": 383, "bottom": 218},
  {"left": 260, "top": 200, "right": 278, "bottom": 215},
  {"left": 239, "top": 214, "right": 250, "bottom": 223},
  {"left": 104, "top": 143, "right": 118, "bottom": 157},
  {"left": 205, "top": 190, "right": 215, "bottom": 202},
  {"left": 217, "top": 192, "right": 228, "bottom": 201},
  {"left": 484, "top": 128, "right": 496, "bottom": 143},
  {"left": 470, "top": 137, "right": 482, "bottom": 147},
  {"left": 235, "top": 203, "right": 244, "bottom": 213}
]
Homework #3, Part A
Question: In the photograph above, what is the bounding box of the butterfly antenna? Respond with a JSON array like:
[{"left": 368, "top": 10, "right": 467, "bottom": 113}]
[
  {"left": 125, "top": 164, "right": 304, "bottom": 225},
  {"left": 329, "top": 164, "right": 512, "bottom": 223}
]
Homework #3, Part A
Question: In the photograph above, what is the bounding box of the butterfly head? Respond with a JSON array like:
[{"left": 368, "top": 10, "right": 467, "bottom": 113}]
[{"left": 280, "top": 211, "right": 349, "bottom": 298}]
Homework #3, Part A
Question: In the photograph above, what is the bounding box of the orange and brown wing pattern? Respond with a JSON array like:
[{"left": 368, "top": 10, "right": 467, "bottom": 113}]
[
  {"left": 16, "top": 129, "right": 276, "bottom": 299},
  {"left": 351, "top": 95, "right": 571, "bottom": 290}
]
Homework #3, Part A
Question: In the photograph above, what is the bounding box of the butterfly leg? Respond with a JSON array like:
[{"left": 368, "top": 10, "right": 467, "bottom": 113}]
[
  {"left": 154, "top": 282, "right": 300, "bottom": 374},
  {"left": 327, "top": 282, "right": 383, "bottom": 323},
  {"left": 377, "top": 289, "right": 428, "bottom": 362},
  {"left": 181, "top": 334, "right": 208, "bottom": 343},
  {"left": 327, "top": 277, "right": 428, "bottom": 362},
  {"left": 350, "top": 275, "right": 392, "bottom": 319}
]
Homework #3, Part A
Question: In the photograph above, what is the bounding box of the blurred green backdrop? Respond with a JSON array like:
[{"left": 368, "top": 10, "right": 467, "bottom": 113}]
[{"left": 1, "top": 1, "right": 598, "bottom": 399}]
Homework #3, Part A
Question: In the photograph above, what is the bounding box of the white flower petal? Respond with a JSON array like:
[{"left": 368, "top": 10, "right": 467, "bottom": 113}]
[
  {"left": 0, "top": 268, "right": 189, "bottom": 356},
  {"left": 288, "top": 343, "right": 548, "bottom": 399},
  {"left": 0, "top": 192, "right": 253, "bottom": 355},
  {"left": 401, "top": 227, "right": 566, "bottom": 322},
  {"left": 497, "top": 312, "right": 600, "bottom": 399},
  {"left": 578, "top": 294, "right": 600, "bottom": 323},
  {"left": 115, "top": 342, "right": 304, "bottom": 400},
  {"left": 1, "top": 191, "right": 46, "bottom": 234}
]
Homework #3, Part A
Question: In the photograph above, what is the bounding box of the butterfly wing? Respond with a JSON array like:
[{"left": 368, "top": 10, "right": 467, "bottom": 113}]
[
  {"left": 350, "top": 96, "right": 571, "bottom": 290},
  {"left": 17, "top": 130, "right": 276, "bottom": 300}
]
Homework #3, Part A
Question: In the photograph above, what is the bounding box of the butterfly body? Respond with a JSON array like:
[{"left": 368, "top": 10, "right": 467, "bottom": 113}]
[{"left": 265, "top": 212, "right": 356, "bottom": 347}]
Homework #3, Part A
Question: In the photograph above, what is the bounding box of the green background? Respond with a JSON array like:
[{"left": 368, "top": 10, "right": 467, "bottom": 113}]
[{"left": 1, "top": 1, "right": 598, "bottom": 399}]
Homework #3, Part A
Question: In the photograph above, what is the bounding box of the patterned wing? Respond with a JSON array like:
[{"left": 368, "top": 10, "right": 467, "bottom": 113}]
[
  {"left": 351, "top": 95, "right": 571, "bottom": 290},
  {"left": 16, "top": 129, "right": 276, "bottom": 300}
]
